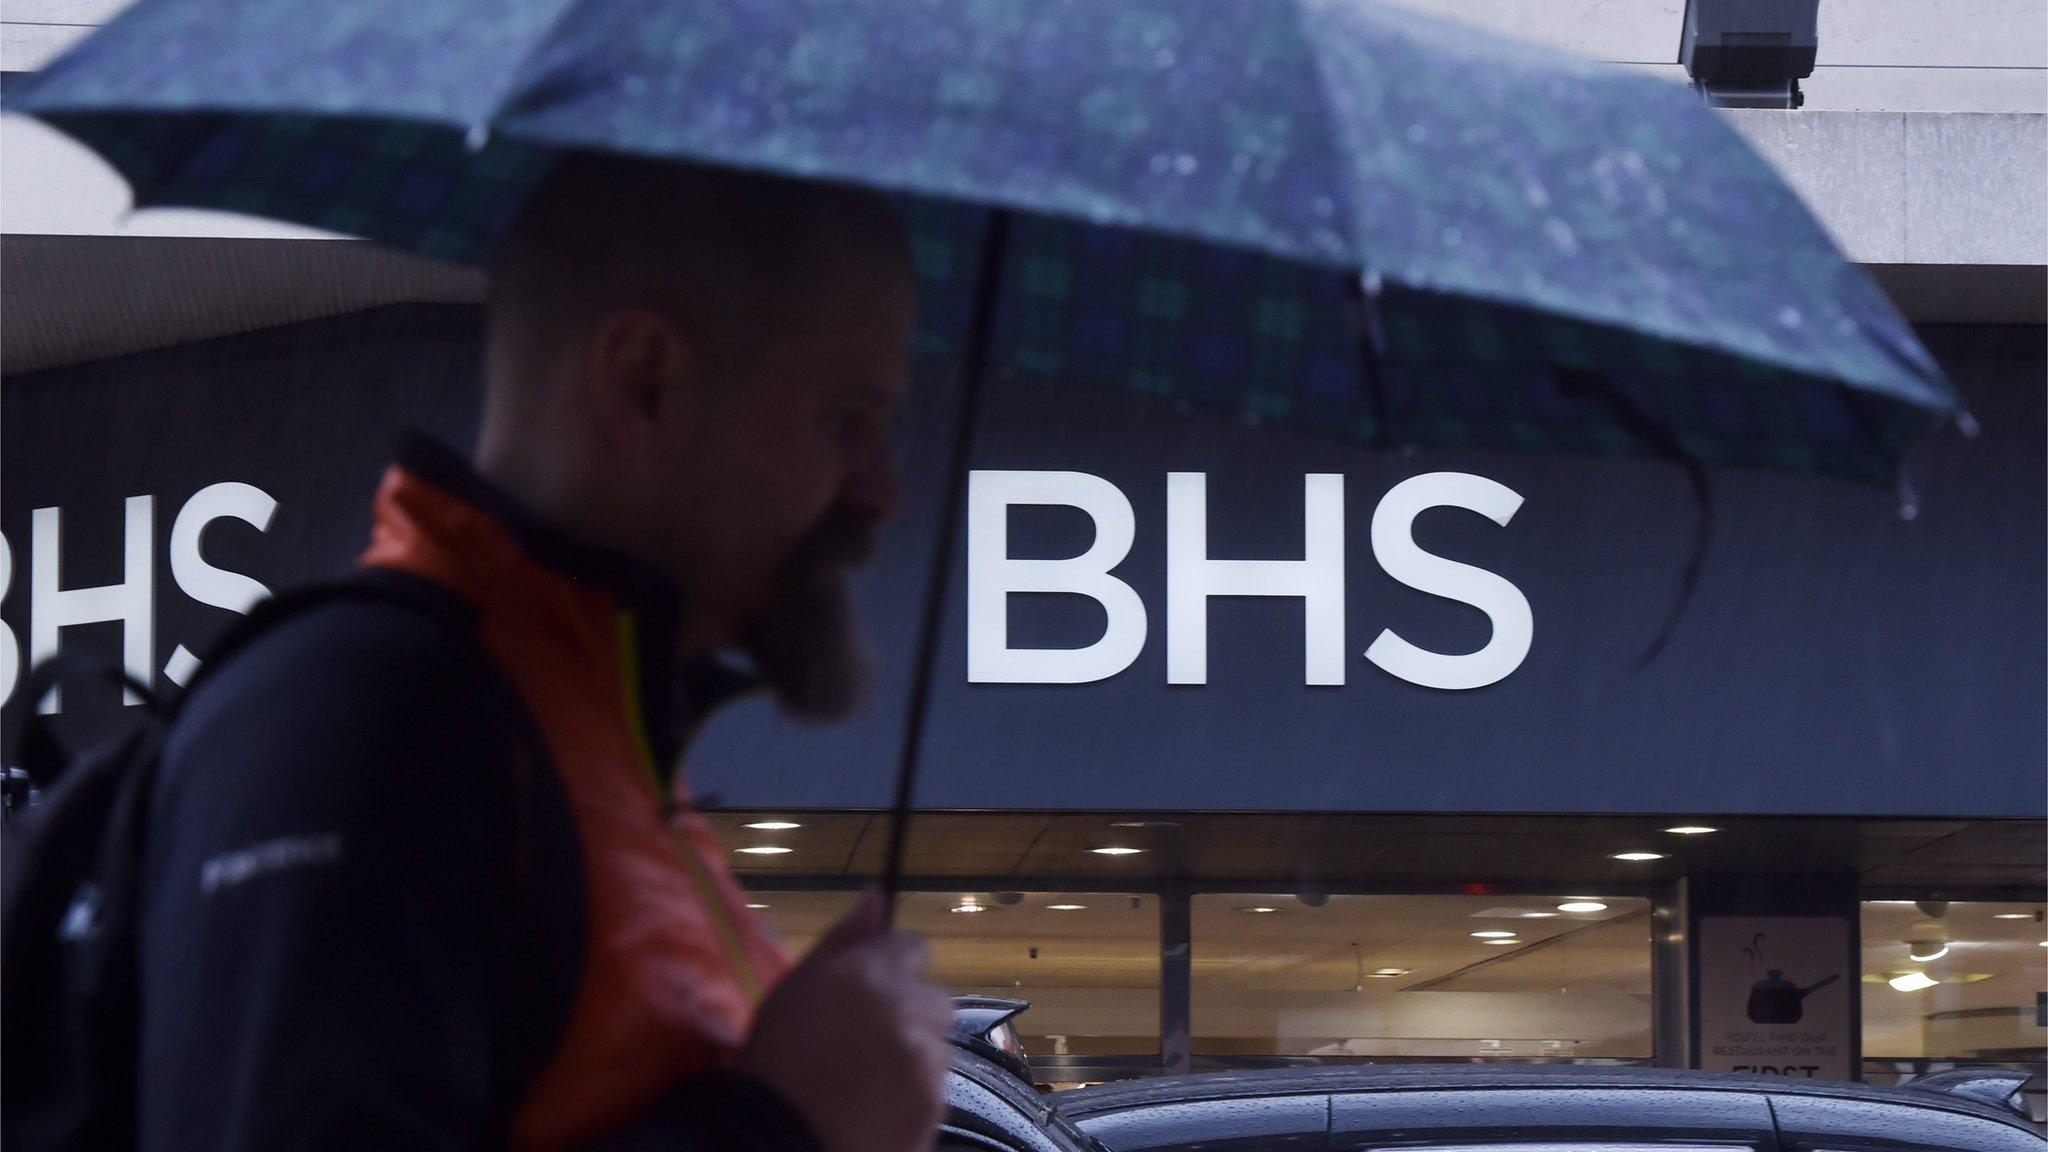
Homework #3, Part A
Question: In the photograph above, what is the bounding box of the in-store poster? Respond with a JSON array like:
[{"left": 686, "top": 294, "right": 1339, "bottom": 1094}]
[{"left": 1698, "top": 916, "right": 1851, "bottom": 1080}]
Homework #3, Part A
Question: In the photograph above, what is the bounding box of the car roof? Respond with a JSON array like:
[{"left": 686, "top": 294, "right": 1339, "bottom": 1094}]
[
  {"left": 950, "top": 1047, "right": 1107, "bottom": 1152},
  {"left": 1052, "top": 1064, "right": 2038, "bottom": 1131}
]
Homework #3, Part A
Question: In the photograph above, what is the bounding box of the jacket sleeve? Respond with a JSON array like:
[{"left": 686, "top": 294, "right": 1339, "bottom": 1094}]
[
  {"left": 137, "top": 597, "right": 825, "bottom": 1152},
  {"left": 139, "top": 598, "right": 525, "bottom": 1151}
]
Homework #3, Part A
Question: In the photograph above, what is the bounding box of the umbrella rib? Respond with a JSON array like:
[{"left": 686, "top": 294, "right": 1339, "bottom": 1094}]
[
  {"left": 471, "top": 0, "right": 599, "bottom": 139},
  {"left": 1288, "top": 0, "right": 1369, "bottom": 275}
]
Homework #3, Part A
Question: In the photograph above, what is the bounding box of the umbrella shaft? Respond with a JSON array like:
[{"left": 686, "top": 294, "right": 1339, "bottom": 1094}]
[{"left": 879, "top": 209, "right": 1013, "bottom": 925}]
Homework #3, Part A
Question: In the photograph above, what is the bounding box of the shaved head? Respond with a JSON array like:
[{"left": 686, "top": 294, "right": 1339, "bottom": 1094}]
[
  {"left": 476, "top": 151, "right": 916, "bottom": 719},
  {"left": 486, "top": 151, "right": 910, "bottom": 404}
]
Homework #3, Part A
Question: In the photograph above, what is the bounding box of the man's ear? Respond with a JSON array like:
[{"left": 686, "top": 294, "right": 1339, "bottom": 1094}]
[{"left": 583, "top": 308, "right": 698, "bottom": 448}]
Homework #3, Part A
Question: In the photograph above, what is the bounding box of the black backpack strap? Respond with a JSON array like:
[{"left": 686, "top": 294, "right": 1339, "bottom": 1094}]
[
  {"left": 9, "top": 655, "right": 161, "bottom": 790},
  {"left": 172, "top": 567, "right": 478, "bottom": 714}
]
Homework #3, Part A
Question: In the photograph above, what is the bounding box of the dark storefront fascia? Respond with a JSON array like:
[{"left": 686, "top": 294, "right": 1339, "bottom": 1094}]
[{"left": 3, "top": 304, "right": 2042, "bottom": 1088}]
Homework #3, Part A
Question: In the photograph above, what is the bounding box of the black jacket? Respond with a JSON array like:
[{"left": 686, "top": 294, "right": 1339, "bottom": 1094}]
[{"left": 138, "top": 516, "right": 816, "bottom": 1149}]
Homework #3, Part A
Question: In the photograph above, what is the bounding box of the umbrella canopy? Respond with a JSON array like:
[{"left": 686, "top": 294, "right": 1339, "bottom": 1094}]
[
  {"left": 13, "top": 0, "right": 1961, "bottom": 482},
  {"left": 11, "top": 0, "right": 1976, "bottom": 911}
]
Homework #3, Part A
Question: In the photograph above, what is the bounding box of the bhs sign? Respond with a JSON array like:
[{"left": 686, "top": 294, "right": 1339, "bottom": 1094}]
[{"left": 967, "top": 470, "right": 1532, "bottom": 690}]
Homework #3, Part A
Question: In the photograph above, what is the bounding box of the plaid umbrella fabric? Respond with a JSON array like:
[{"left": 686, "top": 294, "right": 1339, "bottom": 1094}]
[{"left": 13, "top": 0, "right": 1961, "bottom": 482}]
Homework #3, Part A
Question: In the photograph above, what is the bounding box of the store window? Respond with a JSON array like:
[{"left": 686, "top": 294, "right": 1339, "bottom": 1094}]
[
  {"left": 1861, "top": 899, "right": 2047, "bottom": 1062},
  {"left": 1192, "top": 892, "right": 1652, "bottom": 1059},
  {"left": 749, "top": 888, "right": 1160, "bottom": 1061}
]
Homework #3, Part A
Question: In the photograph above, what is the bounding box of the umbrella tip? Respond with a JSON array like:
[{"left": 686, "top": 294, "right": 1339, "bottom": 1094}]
[
  {"left": 1954, "top": 409, "right": 1982, "bottom": 440},
  {"left": 1895, "top": 471, "right": 1922, "bottom": 522},
  {"left": 465, "top": 123, "right": 491, "bottom": 153}
]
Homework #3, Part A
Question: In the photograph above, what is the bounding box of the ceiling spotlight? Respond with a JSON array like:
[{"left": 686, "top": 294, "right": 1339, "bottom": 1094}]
[
  {"left": 1369, "top": 968, "right": 1411, "bottom": 978},
  {"left": 1610, "top": 852, "right": 1667, "bottom": 862},
  {"left": 1908, "top": 944, "right": 1951, "bottom": 963},
  {"left": 1240, "top": 906, "right": 1282, "bottom": 914},
  {"left": 1091, "top": 846, "right": 1144, "bottom": 856},
  {"left": 1992, "top": 913, "right": 2031, "bottom": 920},
  {"left": 735, "top": 846, "right": 794, "bottom": 856},
  {"left": 1557, "top": 901, "right": 1609, "bottom": 913},
  {"left": 951, "top": 903, "right": 987, "bottom": 914},
  {"left": 1888, "top": 971, "right": 1939, "bottom": 992},
  {"left": 1471, "top": 930, "right": 1518, "bottom": 939},
  {"left": 1483, "top": 938, "right": 1522, "bottom": 946},
  {"left": 1110, "top": 820, "right": 1180, "bottom": 829},
  {"left": 1663, "top": 825, "right": 1718, "bottom": 835},
  {"left": 1046, "top": 903, "right": 1088, "bottom": 911},
  {"left": 745, "top": 902, "right": 771, "bottom": 910},
  {"left": 742, "top": 821, "right": 802, "bottom": 831},
  {"left": 1519, "top": 911, "right": 1560, "bottom": 919}
]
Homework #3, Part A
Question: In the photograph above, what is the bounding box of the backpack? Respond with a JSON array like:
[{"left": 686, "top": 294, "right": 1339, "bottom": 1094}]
[{"left": 0, "top": 570, "right": 508, "bottom": 1152}]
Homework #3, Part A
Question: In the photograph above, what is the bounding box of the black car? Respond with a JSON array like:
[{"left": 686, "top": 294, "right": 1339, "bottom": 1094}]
[
  {"left": 1058, "top": 1065, "right": 2044, "bottom": 1152},
  {"left": 943, "top": 998, "right": 1104, "bottom": 1152},
  {"left": 943, "top": 1000, "right": 2045, "bottom": 1152}
]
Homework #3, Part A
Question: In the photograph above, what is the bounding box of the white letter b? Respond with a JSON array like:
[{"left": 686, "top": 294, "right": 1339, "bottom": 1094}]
[{"left": 967, "top": 471, "right": 1147, "bottom": 684}]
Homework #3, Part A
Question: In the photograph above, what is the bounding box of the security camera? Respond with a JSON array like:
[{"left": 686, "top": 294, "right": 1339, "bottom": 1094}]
[{"left": 1679, "top": 0, "right": 1819, "bottom": 109}]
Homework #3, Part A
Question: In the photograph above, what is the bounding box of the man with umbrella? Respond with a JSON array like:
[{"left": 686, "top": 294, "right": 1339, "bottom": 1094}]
[
  {"left": 131, "top": 155, "right": 952, "bottom": 1150},
  {"left": 8, "top": 1, "right": 1965, "bottom": 1149}
]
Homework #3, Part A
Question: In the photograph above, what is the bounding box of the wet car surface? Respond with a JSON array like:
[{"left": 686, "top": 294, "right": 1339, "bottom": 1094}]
[{"left": 943, "top": 1059, "right": 2045, "bottom": 1152}]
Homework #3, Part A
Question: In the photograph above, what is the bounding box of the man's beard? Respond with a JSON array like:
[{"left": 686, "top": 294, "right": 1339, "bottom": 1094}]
[{"left": 739, "top": 507, "right": 879, "bottom": 721}]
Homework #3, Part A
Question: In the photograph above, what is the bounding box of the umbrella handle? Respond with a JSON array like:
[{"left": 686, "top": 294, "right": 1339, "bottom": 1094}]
[{"left": 878, "top": 209, "right": 1014, "bottom": 926}]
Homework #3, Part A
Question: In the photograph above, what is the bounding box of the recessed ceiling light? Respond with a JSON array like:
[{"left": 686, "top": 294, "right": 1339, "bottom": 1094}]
[
  {"left": 743, "top": 821, "right": 802, "bottom": 831},
  {"left": 2039, "top": 940, "right": 2047, "bottom": 948},
  {"left": 1046, "top": 903, "right": 1088, "bottom": 911},
  {"left": 745, "top": 903, "right": 771, "bottom": 910},
  {"left": 735, "top": 846, "right": 794, "bottom": 855},
  {"left": 1908, "top": 944, "right": 1950, "bottom": 962},
  {"left": 1240, "top": 906, "right": 1282, "bottom": 914},
  {"left": 1110, "top": 820, "right": 1180, "bottom": 828},
  {"left": 1369, "top": 968, "right": 1411, "bottom": 977},
  {"left": 1888, "top": 971, "right": 1939, "bottom": 992},
  {"left": 1483, "top": 938, "right": 1522, "bottom": 946},
  {"left": 1091, "top": 846, "right": 1144, "bottom": 856},
  {"left": 1558, "top": 901, "right": 1609, "bottom": 913},
  {"left": 951, "top": 903, "right": 987, "bottom": 914},
  {"left": 1471, "top": 930, "right": 1518, "bottom": 939},
  {"left": 1610, "top": 852, "right": 1666, "bottom": 862},
  {"left": 1663, "top": 825, "right": 1718, "bottom": 835},
  {"left": 1519, "top": 911, "right": 1560, "bottom": 919},
  {"left": 1992, "top": 913, "right": 2031, "bottom": 920}
]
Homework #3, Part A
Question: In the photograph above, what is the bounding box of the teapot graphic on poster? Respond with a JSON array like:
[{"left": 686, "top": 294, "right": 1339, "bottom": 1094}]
[{"left": 1743, "top": 933, "right": 1841, "bottom": 1025}]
